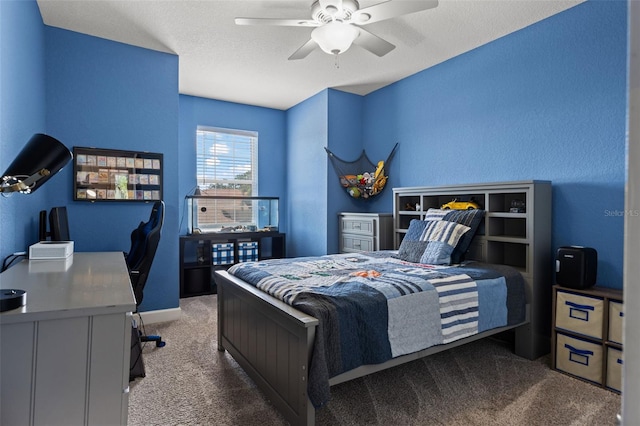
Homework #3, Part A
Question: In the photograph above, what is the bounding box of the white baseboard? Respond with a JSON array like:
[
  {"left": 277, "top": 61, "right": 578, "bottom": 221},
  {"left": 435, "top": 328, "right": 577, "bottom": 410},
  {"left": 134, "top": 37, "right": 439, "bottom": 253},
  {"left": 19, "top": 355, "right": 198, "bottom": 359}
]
[{"left": 136, "top": 307, "right": 182, "bottom": 325}]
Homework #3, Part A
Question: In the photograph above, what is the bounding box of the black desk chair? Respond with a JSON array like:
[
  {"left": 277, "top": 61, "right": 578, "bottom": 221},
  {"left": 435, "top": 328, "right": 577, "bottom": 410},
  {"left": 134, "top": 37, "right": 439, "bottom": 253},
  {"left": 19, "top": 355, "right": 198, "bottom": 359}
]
[{"left": 126, "top": 200, "right": 165, "bottom": 348}]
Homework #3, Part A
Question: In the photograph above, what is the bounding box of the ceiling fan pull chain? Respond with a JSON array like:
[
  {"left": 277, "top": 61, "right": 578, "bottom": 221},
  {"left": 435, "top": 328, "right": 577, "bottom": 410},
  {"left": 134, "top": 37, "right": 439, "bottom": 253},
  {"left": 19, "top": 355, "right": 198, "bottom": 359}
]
[{"left": 334, "top": 52, "right": 340, "bottom": 68}]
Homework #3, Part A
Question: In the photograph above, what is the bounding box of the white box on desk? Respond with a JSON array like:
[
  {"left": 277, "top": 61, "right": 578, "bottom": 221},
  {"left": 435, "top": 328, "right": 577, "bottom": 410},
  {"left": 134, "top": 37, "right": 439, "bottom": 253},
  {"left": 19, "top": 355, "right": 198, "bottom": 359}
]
[
  {"left": 29, "top": 241, "right": 74, "bottom": 260},
  {"left": 28, "top": 255, "right": 74, "bottom": 273}
]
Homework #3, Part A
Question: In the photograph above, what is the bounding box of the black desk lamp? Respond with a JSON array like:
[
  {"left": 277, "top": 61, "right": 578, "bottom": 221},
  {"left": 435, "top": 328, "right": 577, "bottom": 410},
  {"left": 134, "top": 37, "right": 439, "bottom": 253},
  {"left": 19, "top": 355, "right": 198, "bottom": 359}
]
[
  {"left": 1, "top": 133, "right": 72, "bottom": 195},
  {"left": 1, "top": 133, "right": 72, "bottom": 312}
]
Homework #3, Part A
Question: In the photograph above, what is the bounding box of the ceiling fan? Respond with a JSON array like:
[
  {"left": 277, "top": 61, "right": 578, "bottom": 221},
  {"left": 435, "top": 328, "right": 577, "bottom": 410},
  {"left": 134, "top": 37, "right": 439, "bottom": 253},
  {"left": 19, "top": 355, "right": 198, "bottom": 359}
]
[{"left": 235, "top": 0, "right": 439, "bottom": 60}]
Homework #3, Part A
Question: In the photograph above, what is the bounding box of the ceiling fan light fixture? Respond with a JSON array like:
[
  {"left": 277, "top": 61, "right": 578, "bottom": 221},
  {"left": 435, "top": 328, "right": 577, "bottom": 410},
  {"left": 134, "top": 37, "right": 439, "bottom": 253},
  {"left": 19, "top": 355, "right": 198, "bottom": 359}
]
[{"left": 311, "top": 21, "right": 359, "bottom": 55}]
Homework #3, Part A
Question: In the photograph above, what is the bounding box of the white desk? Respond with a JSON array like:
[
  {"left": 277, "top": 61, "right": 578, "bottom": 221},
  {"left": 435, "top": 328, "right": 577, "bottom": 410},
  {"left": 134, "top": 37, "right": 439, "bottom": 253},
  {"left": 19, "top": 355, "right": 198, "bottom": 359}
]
[{"left": 0, "top": 252, "right": 136, "bottom": 426}]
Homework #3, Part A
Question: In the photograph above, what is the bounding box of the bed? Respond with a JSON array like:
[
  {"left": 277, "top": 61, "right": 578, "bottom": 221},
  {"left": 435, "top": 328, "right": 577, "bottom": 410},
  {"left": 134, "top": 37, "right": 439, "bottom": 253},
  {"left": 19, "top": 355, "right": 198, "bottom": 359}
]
[{"left": 216, "top": 181, "right": 552, "bottom": 426}]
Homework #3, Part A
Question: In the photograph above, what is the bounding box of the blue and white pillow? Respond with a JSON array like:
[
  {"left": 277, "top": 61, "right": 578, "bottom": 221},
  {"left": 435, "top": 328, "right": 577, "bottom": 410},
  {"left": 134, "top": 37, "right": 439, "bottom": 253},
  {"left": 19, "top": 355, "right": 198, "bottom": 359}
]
[
  {"left": 425, "top": 208, "right": 484, "bottom": 263},
  {"left": 418, "top": 220, "right": 471, "bottom": 265},
  {"left": 395, "top": 219, "right": 471, "bottom": 265},
  {"left": 395, "top": 219, "right": 430, "bottom": 263}
]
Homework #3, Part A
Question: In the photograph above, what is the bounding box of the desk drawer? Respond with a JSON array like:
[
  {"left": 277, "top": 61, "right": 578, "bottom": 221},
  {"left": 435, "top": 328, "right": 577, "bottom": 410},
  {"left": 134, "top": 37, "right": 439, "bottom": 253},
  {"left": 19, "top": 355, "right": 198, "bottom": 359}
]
[
  {"left": 556, "top": 333, "right": 603, "bottom": 385},
  {"left": 556, "top": 290, "right": 603, "bottom": 339},
  {"left": 608, "top": 301, "right": 623, "bottom": 344},
  {"left": 341, "top": 235, "right": 374, "bottom": 252},
  {"left": 341, "top": 219, "right": 375, "bottom": 236}
]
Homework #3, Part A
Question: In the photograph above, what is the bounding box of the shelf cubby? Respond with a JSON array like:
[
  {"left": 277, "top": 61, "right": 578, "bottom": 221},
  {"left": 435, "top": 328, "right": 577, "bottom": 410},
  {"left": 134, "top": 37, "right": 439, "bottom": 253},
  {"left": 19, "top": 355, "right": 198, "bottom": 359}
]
[
  {"left": 488, "top": 192, "right": 527, "bottom": 213},
  {"left": 487, "top": 216, "right": 527, "bottom": 239},
  {"left": 486, "top": 241, "right": 529, "bottom": 273}
]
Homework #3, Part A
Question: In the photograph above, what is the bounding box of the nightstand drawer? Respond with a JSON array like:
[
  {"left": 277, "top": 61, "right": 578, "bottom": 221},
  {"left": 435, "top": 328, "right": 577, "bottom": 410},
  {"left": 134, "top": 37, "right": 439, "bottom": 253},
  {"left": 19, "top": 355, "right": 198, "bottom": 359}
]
[
  {"left": 341, "top": 219, "right": 375, "bottom": 236},
  {"left": 339, "top": 212, "right": 393, "bottom": 254},
  {"left": 555, "top": 291, "right": 603, "bottom": 339},
  {"left": 608, "top": 301, "right": 623, "bottom": 344},
  {"left": 556, "top": 333, "right": 603, "bottom": 385},
  {"left": 341, "top": 235, "right": 374, "bottom": 252}
]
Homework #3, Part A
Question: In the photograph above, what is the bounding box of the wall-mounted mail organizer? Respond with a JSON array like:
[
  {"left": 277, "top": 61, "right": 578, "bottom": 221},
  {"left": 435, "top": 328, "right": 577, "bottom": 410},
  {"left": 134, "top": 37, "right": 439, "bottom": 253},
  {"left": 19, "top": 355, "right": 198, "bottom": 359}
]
[{"left": 73, "top": 146, "right": 163, "bottom": 202}]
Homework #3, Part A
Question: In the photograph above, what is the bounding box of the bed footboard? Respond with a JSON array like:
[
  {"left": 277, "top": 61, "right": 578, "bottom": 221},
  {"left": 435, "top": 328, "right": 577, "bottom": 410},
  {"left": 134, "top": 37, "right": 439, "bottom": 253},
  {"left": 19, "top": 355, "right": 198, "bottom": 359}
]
[
  {"left": 216, "top": 270, "right": 318, "bottom": 426},
  {"left": 216, "top": 270, "right": 532, "bottom": 426}
]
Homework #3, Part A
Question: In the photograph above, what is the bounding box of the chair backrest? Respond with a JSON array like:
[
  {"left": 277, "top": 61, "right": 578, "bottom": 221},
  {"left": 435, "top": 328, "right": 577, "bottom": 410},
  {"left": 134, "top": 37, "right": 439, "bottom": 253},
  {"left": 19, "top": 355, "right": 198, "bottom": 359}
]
[{"left": 126, "top": 201, "right": 164, "bottom": 306}]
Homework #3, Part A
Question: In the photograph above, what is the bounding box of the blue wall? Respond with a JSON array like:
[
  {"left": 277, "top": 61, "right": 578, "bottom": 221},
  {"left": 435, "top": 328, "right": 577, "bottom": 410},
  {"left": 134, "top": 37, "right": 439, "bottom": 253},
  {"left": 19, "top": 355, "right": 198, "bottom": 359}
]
[
  {"left": 326, "top": 89, "right": 366, "bottom": 254},
  {"left": 178, "top": 95, "right": 287, "bottom": 235},
  {"left": 286, "top": 90, "right": 330, "bottom": 257},
  {"left": 362, "top": 1, "right": 627, "bottom": 288},
  {"left": 1, "top": 0, "right": 628, "bottom": 316},
  {"left": 0, "top": 0, "right": 50, "bottom": 256},
  {"left": 43, "top": 27, "right": 180, "bottom": 311}
]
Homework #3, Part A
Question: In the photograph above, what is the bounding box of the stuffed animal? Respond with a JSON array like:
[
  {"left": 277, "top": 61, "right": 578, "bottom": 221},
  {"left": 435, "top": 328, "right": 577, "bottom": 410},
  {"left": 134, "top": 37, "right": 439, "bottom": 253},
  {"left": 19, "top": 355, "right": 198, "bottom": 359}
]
[{"left": 347, "top": 186, "right": 361, "bottom": 198}]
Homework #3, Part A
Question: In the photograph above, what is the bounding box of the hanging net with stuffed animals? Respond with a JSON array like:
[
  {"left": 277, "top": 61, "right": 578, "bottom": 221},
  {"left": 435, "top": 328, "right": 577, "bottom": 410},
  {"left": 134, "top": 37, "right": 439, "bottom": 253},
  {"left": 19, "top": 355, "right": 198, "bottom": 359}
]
[{"left": 325, "top": 143, "right": 398, "bottom": 199}]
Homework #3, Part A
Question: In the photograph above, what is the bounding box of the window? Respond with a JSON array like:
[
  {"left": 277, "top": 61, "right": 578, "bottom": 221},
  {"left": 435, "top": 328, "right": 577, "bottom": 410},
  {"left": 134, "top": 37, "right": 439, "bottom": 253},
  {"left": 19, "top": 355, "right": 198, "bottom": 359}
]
[{"left": 196, "top": 126, "right": 258, "bottom": 196}]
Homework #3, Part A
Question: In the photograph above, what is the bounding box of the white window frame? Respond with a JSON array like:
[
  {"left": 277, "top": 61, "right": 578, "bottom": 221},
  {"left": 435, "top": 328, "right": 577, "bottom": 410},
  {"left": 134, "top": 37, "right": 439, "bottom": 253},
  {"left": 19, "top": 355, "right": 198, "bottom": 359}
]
[{"left": 196, "top": 126, "right": 258, "bottom": 196}]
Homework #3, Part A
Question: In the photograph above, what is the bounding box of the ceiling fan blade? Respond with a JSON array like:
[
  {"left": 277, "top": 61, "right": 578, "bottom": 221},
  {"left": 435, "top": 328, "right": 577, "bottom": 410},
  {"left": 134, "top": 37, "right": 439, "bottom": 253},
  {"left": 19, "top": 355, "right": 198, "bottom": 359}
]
[
  {"left": 235, "top": 18, "right": 318, "bottom": 27},
  {"left": 352, "top": 0, "right": 438, "bottom": 25},
  {"left": 288, "top": 39, "right": 319, "bottom": 60},
  {"left": 352, "top": 27, "right": 395, "bottom": 57}
]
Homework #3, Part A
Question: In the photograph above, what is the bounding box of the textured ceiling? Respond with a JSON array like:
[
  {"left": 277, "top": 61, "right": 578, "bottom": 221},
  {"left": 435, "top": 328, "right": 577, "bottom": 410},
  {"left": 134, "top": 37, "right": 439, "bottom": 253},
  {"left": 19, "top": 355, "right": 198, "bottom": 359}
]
[{"left": 37, "top": 0, "right": 584, "bottom": 110}]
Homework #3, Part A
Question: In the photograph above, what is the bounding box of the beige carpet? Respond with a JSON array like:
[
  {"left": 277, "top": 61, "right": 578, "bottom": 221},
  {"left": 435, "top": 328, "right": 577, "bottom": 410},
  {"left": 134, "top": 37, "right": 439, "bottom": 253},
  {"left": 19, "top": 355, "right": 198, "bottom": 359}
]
[{"left": 128, "top": 295, "right": 621, "bottom": 425}]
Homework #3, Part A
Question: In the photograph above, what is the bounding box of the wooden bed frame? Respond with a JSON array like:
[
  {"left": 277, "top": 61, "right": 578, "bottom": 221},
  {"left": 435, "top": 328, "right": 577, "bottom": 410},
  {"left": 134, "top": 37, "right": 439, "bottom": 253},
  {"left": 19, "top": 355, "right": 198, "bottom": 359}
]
[{"left": 216, "top": 180, "right": 552, "bottom": 426}]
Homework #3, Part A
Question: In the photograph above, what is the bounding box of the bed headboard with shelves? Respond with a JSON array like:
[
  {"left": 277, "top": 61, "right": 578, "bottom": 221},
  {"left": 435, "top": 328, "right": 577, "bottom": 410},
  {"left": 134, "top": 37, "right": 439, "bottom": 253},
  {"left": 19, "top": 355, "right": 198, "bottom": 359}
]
[{"left": 392, "top": 180, "right": 552, "bottom": 359}]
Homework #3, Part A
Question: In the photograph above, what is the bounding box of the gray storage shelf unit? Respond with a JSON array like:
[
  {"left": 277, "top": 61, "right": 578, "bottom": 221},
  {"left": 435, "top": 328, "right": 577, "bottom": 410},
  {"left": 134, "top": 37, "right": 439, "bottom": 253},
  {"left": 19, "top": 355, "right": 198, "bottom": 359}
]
[
  {"left": 393, "top": 180, "right": 552, "bottom": 360},
  {"left": 179, "top": 232, "right": 286, "bottom": 298},
  {"left": 551, "top": 284, "right": 624, "bottom": 393}
]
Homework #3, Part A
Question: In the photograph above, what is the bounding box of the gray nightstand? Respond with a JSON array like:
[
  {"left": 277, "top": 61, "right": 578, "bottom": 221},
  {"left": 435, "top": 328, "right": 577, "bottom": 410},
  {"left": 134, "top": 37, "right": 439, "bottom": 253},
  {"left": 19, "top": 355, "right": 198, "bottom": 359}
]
[{"left": 339, "top": 212, "right": 393, "bottom": 253}]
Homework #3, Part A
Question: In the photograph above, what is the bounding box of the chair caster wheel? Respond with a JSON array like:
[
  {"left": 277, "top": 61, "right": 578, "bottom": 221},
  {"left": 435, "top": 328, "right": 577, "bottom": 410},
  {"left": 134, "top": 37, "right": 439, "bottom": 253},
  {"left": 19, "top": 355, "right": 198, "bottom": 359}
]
[{"left": 157, "top": 341, "right": 166, "bottom": 348}]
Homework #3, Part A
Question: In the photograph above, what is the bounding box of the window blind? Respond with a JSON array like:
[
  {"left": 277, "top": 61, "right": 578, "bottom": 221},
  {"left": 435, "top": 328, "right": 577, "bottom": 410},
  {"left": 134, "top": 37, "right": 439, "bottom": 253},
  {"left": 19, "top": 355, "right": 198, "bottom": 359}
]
[{"left": 196, "top": 126, "right": 258, "bottom": 196}]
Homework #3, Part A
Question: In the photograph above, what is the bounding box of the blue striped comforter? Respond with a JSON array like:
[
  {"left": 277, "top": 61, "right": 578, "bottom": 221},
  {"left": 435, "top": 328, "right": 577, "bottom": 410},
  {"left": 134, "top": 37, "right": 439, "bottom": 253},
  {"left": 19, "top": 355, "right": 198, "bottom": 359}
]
[{"left": 227, "top": 251, "right": 526, "bottom": 408}]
